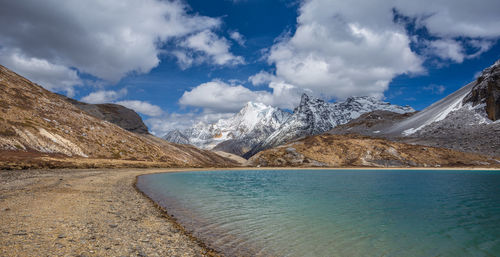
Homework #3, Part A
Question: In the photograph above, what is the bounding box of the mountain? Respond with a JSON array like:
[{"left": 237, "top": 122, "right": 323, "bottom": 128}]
[
  {"left": 327, "top": 59, "right": 500, "bottom": 157},
  {"left": 163, "top": 129, "right": 190, "bottom": 145},
  {"left": 0, "top": 65, "right": 236, "bottom": 169},
  {"left": 163, "top": 102, "right": 291, "bottom": 155},
  {"left": 328, "top": 110, "right": 416, "bottom": 136},
  {"left": 249, "top": 134, "right": 498, "bottom": 168},
  {"left": 243, "top": 94, "right": 415, "bottom": 158},
  {"left": 463, "top": 59, "right": 500, "bottom": 121},
  {"left": 61, "top": 96, "right": 149, "bottom": 134}
]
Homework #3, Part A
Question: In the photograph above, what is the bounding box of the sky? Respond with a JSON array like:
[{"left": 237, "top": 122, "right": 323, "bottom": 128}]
[{"left": 0, "top": 0, "right": 499, "bottom": 136}]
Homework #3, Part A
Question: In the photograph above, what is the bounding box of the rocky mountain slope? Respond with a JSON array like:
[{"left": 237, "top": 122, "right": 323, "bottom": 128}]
[
  {"left": 329, "top": 59, "right": 500, "bottom": 157},
  {"left": 249, "top": 134, "right": 499, "bottom": 168},
  {"left": 61, "top": 96, "right": 149, "bottom": 134},
  {"left": 244, "top": 94, "right": 414, "bottom": 158},
  {"left": 0, "top": 65, "right": 236, "bottom": 169},
  {"left": 164, "top": 102, "right": 291, "bottom": 155}
]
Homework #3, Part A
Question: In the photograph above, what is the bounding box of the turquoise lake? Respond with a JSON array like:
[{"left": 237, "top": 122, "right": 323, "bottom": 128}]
[{"left": 136, "top": 169, "right": 500, "bottom": 256}]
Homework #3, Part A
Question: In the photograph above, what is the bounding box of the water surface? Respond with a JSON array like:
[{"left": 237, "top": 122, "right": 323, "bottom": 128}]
[{"left": 137, "top": 169, "right": 500, "bottom": 256}]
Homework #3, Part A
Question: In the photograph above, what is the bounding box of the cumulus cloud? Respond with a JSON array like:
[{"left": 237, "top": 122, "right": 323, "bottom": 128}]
[
  {"left": 81, "top": 89, "right": 128, "bottom": 104},
  {"left": 81, "top": 89, "right": 163, "bottom": 117},
  {"left": 116, "top": 100, "right": 164, "bottom": 117},
  {"left": 425, "top": 39, "right": 466, "bottom": 63},
  {"left": 179, "top": 80, "right": 272, "bottom": 113},
  {"left": 249, "top": 71, "right": 277, "bottom": 86},
  {"left": 179, "top": 80, "right": 302, "bottom": 113},
  {"left": 252, "top": 0, "right": 500, "bottom": 101},
  {"left": 179, "top": 30, "right": 244, "bottom": 67},
  {"left": 0, "top": 0, "right": 239, "bottom": 93},
  {"left": 229, "top": 31, "right": 246, "bottom": 46},
  {"left": 0, "top": 49, "right": 82, "bottom": 97}
]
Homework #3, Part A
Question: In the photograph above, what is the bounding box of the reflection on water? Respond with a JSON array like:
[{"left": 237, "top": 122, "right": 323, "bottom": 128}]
[{"left": 137, "top": 169, "right": 500, "bottom": 257}]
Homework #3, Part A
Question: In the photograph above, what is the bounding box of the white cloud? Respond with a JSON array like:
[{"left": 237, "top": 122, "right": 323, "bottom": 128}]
[
  {"left": 81, "top": 89, "right": 163, "bottom": 117},
  {"left": 147, "top": 112, "right": 234, "bottom": 136},
  {"left": 229, "top": 31, "right": 246, "bottom": 46},
  {"left": 180, "top": 30, "right": 244, "bottom": 67},
  {"left": 179, "top": 80, "right": 272, "bottom": 113},
  {"left": 426, "top": 39, "right": 466, "bottom": 63},
  {"left": 81, "top": 89, "right": 128, "bottom": 104},
  {"left": 249, "top": 71, "right": 277, "bottom": 86},
  {"left": 423, "top": 84, "right": 446, "bottom": 94},
  {"left": 252, "top": 0, "right": 500, "bottom": 101},
  {"left": 396, "top": 0, "right": 500, "bottom": 39},
  {"left": 116, "top": 100, "right": 164, "bottom": 117},
  {"left": 0, "top": 0, "right": 232, "bottom": 91},
  {"left": 0, "top": 49, "right": 82, "bottom": 97},
  {"left": 179, "top": 80, "right": 303, "bottom": 113}
]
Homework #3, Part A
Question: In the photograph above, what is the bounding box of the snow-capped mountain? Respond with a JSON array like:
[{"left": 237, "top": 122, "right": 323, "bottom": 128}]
[
  {"left": 381, "top": 59, "right": 500, "bottom": 157},
  {"left": 163, "top": 129, "right": 190, "bottom": 145},
  {"left": 163, "top": 102, "right": 291, "bottom": 153},
  {"left": 243, "top": 94, "right": 415, "bottom": 158},
  {"left": 386, "top": 59, "right": 500, "bottom": 137}
]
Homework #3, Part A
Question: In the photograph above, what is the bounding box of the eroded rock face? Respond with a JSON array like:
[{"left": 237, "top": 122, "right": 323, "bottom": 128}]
[
  {"left": 463, "top": 60, "right": 500, "bottom": 121},
  {"left": 79, "top": 104, "right": 149, "bottom": 134},
  {"left": 63, "top": 97, "right": 149, "bottom": 134}
]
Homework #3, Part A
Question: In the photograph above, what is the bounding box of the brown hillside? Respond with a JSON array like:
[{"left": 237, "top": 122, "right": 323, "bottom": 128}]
[
  {"left": 249, "top": 134, "right": 499, "bottom": 168},
  {"left": 0, "top": 65, "right": 236, "bottom": 169}
]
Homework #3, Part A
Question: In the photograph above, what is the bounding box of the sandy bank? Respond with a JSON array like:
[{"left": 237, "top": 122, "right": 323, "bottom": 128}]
[{"left": 0, "top": 168, "right": 218, "bottom": 257}]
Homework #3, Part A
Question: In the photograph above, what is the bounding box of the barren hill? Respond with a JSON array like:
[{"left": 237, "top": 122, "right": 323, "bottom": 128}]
[
  {"left": 249, "top": 134, "right": 499, "bottom": 168},
  {"left": 0, "top": 65, "right": 236, "bottom": 169}
]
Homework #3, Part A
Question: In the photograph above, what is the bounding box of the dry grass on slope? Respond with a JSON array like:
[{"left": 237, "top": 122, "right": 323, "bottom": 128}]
[
  {"left": 249, "top": 134, "right": 499, "bottom": 168},
  {"left": 0, "top": 65, "right": 237, "bottom": 169}
]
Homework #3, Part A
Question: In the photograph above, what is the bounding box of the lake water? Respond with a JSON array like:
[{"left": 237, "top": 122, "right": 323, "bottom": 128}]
[{"left": 136, "top": 169, "right": 500, "bottom": 256}]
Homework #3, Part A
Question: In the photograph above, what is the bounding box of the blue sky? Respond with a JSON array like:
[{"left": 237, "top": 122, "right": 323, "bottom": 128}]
[{"left": 0, "top": 0, "right": 499, "bottom": 135}]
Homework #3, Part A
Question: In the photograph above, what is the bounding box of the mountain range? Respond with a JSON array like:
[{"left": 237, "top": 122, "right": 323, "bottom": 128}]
[
  {"left": 164, "top": 59, "right": 499, "bottom": 161},
  {"left": 328, "top": 59, "right": 500, "bottom": 157},
  {"left": 0, "top": 58, "right": 499, "bottom": 169},
  {"left": 164, "top": 94, "right": 415, "bottom": 157}
]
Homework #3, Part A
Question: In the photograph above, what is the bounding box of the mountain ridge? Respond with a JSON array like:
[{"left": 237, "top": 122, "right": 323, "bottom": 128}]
[
  {"left": 0, "top": 64, "right": 237, "bottom": 169},
  {"left": 243, "top": 94, "right": 415, "bottom": 158},
  {"left": 164, "top": 101, "right": 291, "bottom": 155}
]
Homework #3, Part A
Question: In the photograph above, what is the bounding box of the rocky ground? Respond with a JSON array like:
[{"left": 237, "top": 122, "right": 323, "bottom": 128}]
[
  {"left": 0, "top": 168, "right": 219, "bottom": 257},
  {"left": 249, "top": 134, "right": 500, "bottom": 168}
]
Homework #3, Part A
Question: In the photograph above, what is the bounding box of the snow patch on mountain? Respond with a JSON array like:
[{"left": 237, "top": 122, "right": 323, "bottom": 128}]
[
  {"left": 244, "top": 94, "right": 415, "bottom": 158},
  {"left": 163, "top": 102, "right": 291, "bottom": 151}
]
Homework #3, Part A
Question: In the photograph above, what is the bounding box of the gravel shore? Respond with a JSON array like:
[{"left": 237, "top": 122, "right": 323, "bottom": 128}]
[{"left": 0, "top": 168, "right": 219, "bottom": 257}]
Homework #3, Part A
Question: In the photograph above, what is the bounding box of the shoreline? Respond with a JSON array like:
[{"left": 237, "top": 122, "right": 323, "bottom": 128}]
[
  {"left": 1, "top": 167, "right": 499, "bottom": 256},
  {"left": 0, "top": 168, "right": 222, "bottom": 256},
  {"left": 132, "top": 174, "right": 221, "bottom": 257}
]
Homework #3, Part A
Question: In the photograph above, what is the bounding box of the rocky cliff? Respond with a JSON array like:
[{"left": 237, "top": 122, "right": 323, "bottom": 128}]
[
  {"left": 463, "top": 59, "right": 500, "bottom": 121},
  {"left": 62, "top": 96, "right": 149, "bottom": 134}
]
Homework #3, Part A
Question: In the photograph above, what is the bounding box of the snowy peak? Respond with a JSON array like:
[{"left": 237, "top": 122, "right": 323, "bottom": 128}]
[
  {"left": 243, "top": 94, "right": 415, "bottom": 158},
  {"left": 163, "top": 102, "right": 291, "bottom": 151},
  {"left": 240, "top": 101, "right": 269, "bottom": 114},
  {"left": 385, "top": 58, "right": 500, "bottom": 137},
  {"left": 163, "top": 129, "right": 189, "bottom": 145},
  {"left": 337, "top": 96, "right": 415, "bottom": 115}
]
